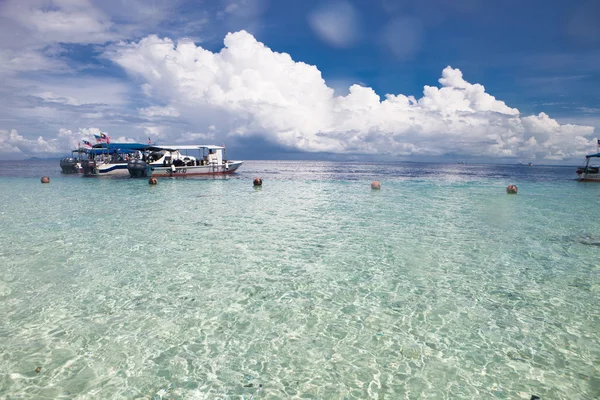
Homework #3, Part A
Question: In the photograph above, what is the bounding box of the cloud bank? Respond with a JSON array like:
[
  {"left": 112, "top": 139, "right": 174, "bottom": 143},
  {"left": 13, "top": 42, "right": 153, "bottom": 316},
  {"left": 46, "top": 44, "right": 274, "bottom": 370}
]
[
  {"left": 0, "top": 26, "right": 595, "bottom": 161},
  {"left": 104, "top": 30, "right": 595, "bottom": 160}
]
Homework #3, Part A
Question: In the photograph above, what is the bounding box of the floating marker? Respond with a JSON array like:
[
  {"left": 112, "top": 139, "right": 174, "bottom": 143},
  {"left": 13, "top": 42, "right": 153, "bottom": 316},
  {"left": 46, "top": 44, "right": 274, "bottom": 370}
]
[{"left": 506, "top": 184, "right": 518, "bottom": 194}]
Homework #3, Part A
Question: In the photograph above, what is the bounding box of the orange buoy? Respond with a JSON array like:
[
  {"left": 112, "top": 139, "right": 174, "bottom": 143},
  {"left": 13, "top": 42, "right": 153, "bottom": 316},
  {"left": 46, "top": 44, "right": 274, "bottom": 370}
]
[
  {"left": 506, "top": 184, "right": 518, "bottom": 194},
  {"left": 40, "top": 176, "right": 50, "bottom": 183},
  {"left": 371, "top": 181, "right": 381, "bottom": 190},
  {"left": 253, "top": 177, "right": 262, "bottom": 187},
  {"left": 148, "top": 177, "right": 158, "bottom": 185}
]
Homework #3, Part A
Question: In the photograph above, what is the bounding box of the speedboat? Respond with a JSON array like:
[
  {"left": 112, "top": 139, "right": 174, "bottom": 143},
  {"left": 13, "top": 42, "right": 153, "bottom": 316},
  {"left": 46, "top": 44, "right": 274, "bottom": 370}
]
[
  {"left": 60, "top": 147, "right": 88, "bottom": 173},
  {"left": 127, "top": 145, "right": 243, "bottom": 178},
  {"left": 81, "top": 143, "right": 149, "bottom": 177},
  {"left": 576, "top": 153, "right": 600, "bottom": 182}
]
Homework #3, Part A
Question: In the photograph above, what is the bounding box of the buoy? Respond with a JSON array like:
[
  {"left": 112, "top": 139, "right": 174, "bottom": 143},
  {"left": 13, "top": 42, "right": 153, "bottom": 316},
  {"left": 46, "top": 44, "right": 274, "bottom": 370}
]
[
  {"left": 40, "top": 176, "right": 50, "bottom": 183},
  {"left": 148, "top": 177, "right": 158, "bottom": 185},
  {"left": 371, "top": 181, "right": 381, "bottom": 190},
  {"left": 506, "top": 184, "right": 518, "bottom": 194},
  {"left": 253, "top": 177, "right": 262, "bottom": 187}
]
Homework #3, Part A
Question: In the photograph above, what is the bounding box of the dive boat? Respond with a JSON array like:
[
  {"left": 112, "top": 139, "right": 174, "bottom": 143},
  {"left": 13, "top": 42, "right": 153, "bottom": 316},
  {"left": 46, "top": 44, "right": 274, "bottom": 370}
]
[
  {"left": 60, "top": 147, "right": 88, "bottom": 173},
  {"left": 127, "top": 145, "right": 243, "bottom": 178},
  {"left": 81, "top": 143, "right": 149, "bottom": 177},
  {"left": 576, "top": 153, "right": 600, "bottom": 182}
]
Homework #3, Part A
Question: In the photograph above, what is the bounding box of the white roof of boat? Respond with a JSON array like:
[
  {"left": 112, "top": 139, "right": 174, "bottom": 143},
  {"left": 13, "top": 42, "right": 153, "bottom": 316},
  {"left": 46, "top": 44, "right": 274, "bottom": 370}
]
[{"left": 152, "top": 144, "right": 225, "bottom": 151}]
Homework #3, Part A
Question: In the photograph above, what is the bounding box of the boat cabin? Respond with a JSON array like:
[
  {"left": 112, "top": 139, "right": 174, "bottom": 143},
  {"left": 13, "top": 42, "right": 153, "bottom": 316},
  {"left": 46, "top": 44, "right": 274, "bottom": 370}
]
[{"left": 145, "top": 145, "right": 227, "bottom": 167}]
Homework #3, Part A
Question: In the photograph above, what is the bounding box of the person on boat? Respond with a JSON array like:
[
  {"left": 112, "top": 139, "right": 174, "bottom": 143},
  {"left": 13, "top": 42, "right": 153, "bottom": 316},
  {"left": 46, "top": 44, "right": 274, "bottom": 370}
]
[{"left": 207, "top": 149, "right": 218, "bottom": 164}]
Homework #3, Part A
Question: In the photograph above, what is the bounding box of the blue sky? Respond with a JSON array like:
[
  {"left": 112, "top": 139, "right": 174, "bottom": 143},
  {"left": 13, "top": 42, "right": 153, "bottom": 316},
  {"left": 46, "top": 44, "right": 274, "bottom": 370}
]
[{"left": 0, "top": 0, "right": 598, "bottom": 161}]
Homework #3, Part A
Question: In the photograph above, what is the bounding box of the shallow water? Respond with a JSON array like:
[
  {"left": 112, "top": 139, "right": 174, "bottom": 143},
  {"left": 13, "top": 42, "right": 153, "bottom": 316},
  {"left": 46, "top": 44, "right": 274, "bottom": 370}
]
[{"left": 0, "top": 160, "right": 599, "bottom": 399}]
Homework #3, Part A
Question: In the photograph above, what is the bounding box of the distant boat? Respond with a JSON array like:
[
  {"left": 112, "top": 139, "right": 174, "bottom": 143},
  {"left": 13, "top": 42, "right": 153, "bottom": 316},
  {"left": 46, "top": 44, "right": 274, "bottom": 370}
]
[
  {"left": 127, "top": 145, "right": 243, "bottom": 178},
  {"left": 528, "top": 162, "right": 533, "bottom": 167},
  {"left": 576, "top": 153, "right": 600, "bottom": 182}
]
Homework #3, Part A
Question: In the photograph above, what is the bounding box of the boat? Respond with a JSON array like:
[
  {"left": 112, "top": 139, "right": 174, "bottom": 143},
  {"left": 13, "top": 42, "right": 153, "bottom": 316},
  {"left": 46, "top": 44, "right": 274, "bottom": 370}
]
[
  {"left": 81, "top": 143, "right": 149, "bottom": 177},
  {"left": 576, "top": 153, "right": 600, "bottom": 181},
  {"left": 127, "top": 145, "right": 243, "bottom": 178},
  {"left": 59, "top": 147, "right": 88, "bottom": 173}
]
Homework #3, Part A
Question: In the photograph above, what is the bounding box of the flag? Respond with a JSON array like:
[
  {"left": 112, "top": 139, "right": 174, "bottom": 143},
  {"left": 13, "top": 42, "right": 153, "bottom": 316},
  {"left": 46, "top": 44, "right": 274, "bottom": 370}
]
[
  {"left": 597, "top": 139, "right": 600, "bottom": 148},
  {"left": 100, "top": 132, "right": 111, "bottom": 144},
  {"left": 94, "top": 134, "right": 102, "bottom": 143},
  {"left": 83, "top": 140, "right": 92, "bottom": 148},
  {"left": 148, "top": 136, "right": 152, "bottom": 144}
]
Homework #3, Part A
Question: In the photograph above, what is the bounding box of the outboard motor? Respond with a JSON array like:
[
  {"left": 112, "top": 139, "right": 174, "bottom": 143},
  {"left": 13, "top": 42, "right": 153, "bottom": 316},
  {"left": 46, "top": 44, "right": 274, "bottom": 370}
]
[
  {"left": 128, "top": 159, "right": 148, "bottom": 178},
  {"left": 81, "top": 160, "right": 97, "bottom": 176},
  {"left": 60, "top": 157, "right": 78, "bottom": 173}
]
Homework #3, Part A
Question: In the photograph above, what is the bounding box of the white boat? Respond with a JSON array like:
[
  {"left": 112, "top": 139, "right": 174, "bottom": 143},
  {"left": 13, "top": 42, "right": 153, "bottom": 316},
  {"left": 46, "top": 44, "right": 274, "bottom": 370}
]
[
  {"left": 576, "top": 153, "right": 600, "bottom": 182},
  {"left": 127, "top": 145, "right": 243, "bottom": 178},
  {"left": 81, "top": 143, "right": 149, "bottom": 177}
]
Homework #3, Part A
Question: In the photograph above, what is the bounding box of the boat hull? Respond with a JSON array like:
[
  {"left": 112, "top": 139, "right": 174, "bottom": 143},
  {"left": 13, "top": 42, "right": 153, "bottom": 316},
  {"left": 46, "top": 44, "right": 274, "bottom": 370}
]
[
  {"left": 578, "top": 174, "right": 600, "bottom": 182},
  {"left": 82, "top": 161, "right": 130, "bottom": 176},
  {"left": 147, "top": 161, "right": 243, "bottom": 177}
]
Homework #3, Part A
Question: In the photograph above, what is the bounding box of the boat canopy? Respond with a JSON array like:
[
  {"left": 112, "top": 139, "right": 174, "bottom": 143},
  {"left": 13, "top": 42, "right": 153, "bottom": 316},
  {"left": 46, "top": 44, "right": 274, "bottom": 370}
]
[
  {"left": 146, "top": 145, "right": 225, "bottom": 152},
  {"left": 585, "top": 153, "right": 600, "bottom": 158},
  {"left": 88, "top": 143, "right": 149, "bottom": 155}
]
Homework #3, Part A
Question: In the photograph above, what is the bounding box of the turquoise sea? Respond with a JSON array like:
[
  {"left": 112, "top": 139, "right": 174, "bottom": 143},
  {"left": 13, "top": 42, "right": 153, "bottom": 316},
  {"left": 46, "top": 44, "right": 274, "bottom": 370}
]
[{"left": 0, "top": 160, "right": 599, "bottom": 399}]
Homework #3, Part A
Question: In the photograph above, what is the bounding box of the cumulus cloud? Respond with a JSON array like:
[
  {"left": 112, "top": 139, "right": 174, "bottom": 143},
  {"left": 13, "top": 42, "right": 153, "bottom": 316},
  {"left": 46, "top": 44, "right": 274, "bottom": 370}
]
[
  {"left": 103, "top": 30, "right": 595, "bottom": 160},
  {"left": 0, "top": 129, "right": 60, "bottom": 155},
  {"left": 0, "top": 127, "right": 109, "bottom": 156}
]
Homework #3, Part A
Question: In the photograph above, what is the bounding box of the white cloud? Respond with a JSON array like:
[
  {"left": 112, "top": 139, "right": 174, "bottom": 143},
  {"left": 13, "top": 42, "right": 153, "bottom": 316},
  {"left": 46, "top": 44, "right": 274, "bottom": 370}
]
[
  {"left": 138, "top": 106, "right": 180, "bottom": 118},
  {"left": 0, "top": 127, "right": 136, "bottom": 158},
  {"left": 0, "top": 128, "right": 79, "bottom": 155},
  {"left": 0, "top": 0, "right": 117, "bottom": 46},
  {"left": 105, "top": 30, "right": 596, "bottom": 161},
  {"left": 175, "top": 131, "right": 215, "bottom": 143},
  {"left": 30, "top": 78, "right": 128, "bottom": 106},
  {"left": 0, "top": 48, "right": 68, "bottom": 75},
  {"left": 308, "top": 0, "right": 362, "bottom": 48}
]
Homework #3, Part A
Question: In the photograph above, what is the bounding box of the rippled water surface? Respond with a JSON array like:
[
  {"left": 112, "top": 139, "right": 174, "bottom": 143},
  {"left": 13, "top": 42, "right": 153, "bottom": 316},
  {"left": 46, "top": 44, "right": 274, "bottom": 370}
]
[{"left": 0, "top": 160, "right": 599, "bottom": 399}]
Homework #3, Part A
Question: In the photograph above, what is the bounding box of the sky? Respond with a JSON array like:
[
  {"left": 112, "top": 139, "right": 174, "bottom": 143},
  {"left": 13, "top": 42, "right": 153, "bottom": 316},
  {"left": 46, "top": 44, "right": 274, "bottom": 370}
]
[{"left": 0, "top": 0, "right": 598, "bottom": 162}]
